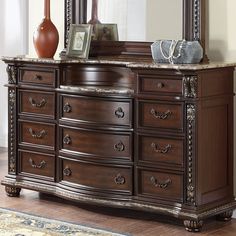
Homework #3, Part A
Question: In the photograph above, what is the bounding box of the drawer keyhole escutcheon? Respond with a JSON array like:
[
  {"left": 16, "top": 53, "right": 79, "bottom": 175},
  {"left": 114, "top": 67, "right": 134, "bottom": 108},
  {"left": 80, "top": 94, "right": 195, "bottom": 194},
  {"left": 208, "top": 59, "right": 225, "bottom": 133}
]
[
  {"left": 29, "top": 97, "right": 47, "bottom": 108},
  {"left": 114, "top": 173, "right": 126, "bottom": 185},
  {"left": 157, "top": 82, "right": 164, "bottom": 88},
  {"left": 63, "top": 135, "right": 71, "bottom": 145},
  {"left": 63, "top": 103, "right": 72, "bottom": 113},
  {"left": 150, "top": 176, "right": 172, "bottom": 189},
  {"left": 29, "top": 158, "right": 46, "bottom": 169},
  {"left": 115, "top": 107, "right": 125, "bottom": 118},
  {"left": 63, "top": 167, "right": 72, "bottom": 176},
  {"left": 151, "top": 143, "right": 172, "bottom": 154},
  {"left": 150, "top": 108, "right": 172, "bottom": 120},
  {"left": 114, "top": 141, "right": 125, "bottom": 152},
  {"left": 33, "top": 75, "right": 42, "bottom": 81},
  {"left": 28, "top": 128, "right": 47, "bottom": 139}
]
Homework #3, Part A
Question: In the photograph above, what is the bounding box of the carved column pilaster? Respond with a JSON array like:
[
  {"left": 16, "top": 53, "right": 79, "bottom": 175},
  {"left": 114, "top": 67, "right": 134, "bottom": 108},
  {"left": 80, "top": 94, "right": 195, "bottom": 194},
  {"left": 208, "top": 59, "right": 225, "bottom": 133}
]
[
  {"left": 65, "top": 0, "right": 72, "bottom": 47},
  {"left": 8, "top": 89, "right": 17, "bottom": 174},
  {"left": 193, "top": 0, "right": 201, "bottom": 41},
  {"left": 6, "top": 65, "right": 17, "bottom": 84},
  {"left": 186, "top": 104, "right": 196, "bottom": 206},
  {"left": 183, "top": 76, "right": 198, "bottom": 98}
]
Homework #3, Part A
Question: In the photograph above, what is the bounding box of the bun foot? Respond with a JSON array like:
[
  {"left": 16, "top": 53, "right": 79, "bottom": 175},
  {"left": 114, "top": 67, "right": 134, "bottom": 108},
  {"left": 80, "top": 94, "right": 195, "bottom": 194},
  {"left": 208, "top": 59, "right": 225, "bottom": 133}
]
[
  {"left": 5, "top": 186, "right": 21, "bottom": 197},
  {"left": 216, "top": 210, "right": 233, "bottom": 222},
  {"left": 183, "top": 220, "right": 203, "bottom": 232}
]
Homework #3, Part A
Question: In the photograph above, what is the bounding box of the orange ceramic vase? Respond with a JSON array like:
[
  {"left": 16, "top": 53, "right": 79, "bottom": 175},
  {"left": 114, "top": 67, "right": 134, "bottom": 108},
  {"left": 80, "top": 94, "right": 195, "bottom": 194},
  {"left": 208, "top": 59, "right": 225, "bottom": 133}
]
[{"left": 33, "top": 0, "right": 59, "bottom": 58}]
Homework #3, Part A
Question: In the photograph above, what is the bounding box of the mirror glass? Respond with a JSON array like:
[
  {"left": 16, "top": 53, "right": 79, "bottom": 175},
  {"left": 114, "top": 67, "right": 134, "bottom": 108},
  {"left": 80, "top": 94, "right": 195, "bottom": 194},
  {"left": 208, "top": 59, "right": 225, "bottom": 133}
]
[{"left": 87, "top": 0, "right": 183, "bottom": 42}]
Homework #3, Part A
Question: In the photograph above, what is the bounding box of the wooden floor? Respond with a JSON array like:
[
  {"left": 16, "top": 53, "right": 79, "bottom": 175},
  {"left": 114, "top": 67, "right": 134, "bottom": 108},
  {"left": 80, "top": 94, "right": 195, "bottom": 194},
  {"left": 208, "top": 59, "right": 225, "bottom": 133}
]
[{"left": 0, "top": 149, "right": 235, "bottom": 235}]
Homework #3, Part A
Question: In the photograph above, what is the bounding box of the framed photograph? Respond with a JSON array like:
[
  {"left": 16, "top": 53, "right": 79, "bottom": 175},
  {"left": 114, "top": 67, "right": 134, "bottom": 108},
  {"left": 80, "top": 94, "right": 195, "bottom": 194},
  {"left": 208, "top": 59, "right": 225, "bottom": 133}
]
[
  {"left": 94, "top": 24, "right": 119, "bottom": 41},
  {"left": 66, "top": 24, "right": 92, "bottom": 58}
]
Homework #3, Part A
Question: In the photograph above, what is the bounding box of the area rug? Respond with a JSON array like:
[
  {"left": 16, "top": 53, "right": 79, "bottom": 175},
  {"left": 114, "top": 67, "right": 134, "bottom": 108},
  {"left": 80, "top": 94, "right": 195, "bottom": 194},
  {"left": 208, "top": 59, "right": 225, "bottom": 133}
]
[{"left": 0, "top": 208, "right": 127, "bottom": 236}]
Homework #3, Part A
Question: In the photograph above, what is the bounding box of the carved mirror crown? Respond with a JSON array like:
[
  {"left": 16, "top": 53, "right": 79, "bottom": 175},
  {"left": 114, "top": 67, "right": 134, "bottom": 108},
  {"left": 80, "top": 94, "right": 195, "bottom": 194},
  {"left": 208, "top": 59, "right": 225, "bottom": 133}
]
[{"left": 64, "top": 0, "right": 206, "bottom": 59}]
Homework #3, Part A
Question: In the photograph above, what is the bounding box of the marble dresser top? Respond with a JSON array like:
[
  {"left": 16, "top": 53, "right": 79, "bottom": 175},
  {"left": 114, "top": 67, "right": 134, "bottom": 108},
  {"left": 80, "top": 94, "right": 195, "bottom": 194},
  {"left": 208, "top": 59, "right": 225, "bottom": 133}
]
[{"left": 2, "top": 55, "right": 236, "bottom": 71}]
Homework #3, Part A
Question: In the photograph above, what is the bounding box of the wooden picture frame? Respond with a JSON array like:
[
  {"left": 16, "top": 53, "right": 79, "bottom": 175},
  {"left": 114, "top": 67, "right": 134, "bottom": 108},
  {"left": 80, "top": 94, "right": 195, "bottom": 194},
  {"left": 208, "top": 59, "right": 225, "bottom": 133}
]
[
  {"left": 66, "top": 24, "right": 92, "bottom": 58},
  {"left": 94, "top": 24, "right": 118, "bottom": 41}
]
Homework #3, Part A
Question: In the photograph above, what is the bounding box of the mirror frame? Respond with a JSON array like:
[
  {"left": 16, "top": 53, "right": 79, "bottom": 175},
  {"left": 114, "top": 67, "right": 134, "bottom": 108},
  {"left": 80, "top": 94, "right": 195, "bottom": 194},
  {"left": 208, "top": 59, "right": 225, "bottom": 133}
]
[{"left": 64, "top": 0, "right": 206, "bottom": 59}]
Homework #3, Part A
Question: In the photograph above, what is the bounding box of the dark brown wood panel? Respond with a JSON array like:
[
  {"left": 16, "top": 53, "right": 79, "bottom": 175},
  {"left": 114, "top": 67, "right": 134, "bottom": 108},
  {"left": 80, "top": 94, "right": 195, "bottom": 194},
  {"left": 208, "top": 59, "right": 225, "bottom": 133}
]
[
  {"left": 60, "top": 158, "right": 132, "bottom": 194},
  {"left": 19, "top": 68, "right": 56, "bottom": 87},
  {"left": 19, "top": 90, "right": 55, "bottom": 118},
  {"left": 137, "top": 134, "right": 184, "bottom": 167},
  {"left": 19, "top": 150, "right": 55, "bottom": 179},
  {"left": 60, "top": 127, "right": 132, "bottom": 160},
  {"left": 138, "top": 75, "right": 183, "bottom": 95},
  {"left": 138, "top": 100, "right": 184, "bottom": 131},
  {"left": 60, "top": 95, "right": 132, "bottom": 127},
  {"left": 19, "top": 121, "right": 56, "bottom": 150},
  {"left": 137, "top": 167, "right": 183, "bottom": 202}
]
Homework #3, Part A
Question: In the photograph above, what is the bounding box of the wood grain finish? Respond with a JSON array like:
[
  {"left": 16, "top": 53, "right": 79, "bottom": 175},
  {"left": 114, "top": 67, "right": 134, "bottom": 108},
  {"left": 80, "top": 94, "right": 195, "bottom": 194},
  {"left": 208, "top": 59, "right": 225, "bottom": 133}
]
[
  {"left": 19, "top": 121, "right": 55, "bottom": 150},
  {"left": 138, "top": 101, "right": 183, "bottom": 131},
  {"left": 19, "top": 90, "right": 55, "bottom": 118},
  {"left": 60, "top": 158, "right": 132, "bottom": 195},
  {"left": 60, "top": 127, "right": 132, "bottom": 161},
  {"left": 137, "top": 134, "right": 184, "bottom": 168},
  {"left": 19, "top": 150, "right": 55, "bottom": 179},
  {"left": 60, "top": 95, "right": 132, "bottom": 128},
  {"left": 137, "top": 167, "right": 183, "bottom": 202},
  {"left": 19, "top": 68, "right": 56, "bottom": 87},
  {"left": 138, "top": 75, "right": 183, "bottom": 95}
]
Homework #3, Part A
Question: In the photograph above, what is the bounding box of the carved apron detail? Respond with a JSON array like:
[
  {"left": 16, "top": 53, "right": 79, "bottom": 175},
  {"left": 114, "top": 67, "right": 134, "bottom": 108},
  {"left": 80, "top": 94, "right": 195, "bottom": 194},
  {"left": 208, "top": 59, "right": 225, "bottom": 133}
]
[{"left": 186, "top": 104, "right": 196, "bottom": 205}]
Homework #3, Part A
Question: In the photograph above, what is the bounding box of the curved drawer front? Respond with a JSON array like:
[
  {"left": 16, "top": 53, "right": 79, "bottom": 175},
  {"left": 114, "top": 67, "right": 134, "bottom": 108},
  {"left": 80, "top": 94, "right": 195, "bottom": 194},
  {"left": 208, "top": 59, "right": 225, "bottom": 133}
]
[
  {"left": 19, "top": 121, "right": 55, "bottom": 150},
  {"left": 19, "top": 68, "right": 55, "bottom": 87},
  {"left": 19, "top": 150, "right": 55, "bottom": 179},
  {"left": 61, "top": 158, "right": 132, "bottom": 194},
  {"left": 19, "top": 90, "right": 55, "bottom": 118},
  {"left": 60, "top": 127, "right": 132, "bottom": 160},
  {"left": 60, "top": 95, "right": 132, "bottom": 127},
  {"left": 137, "top": 134, "right": 184, "bottom": 167},
  {"left": 138, "top": 101, "right": 183, "bottom": 131},
  {"left": 139, "top": 75, "right": 183, "bottom": 95},
  {"left": 137, "top": 167, "right": 183, "bottom": 202}
]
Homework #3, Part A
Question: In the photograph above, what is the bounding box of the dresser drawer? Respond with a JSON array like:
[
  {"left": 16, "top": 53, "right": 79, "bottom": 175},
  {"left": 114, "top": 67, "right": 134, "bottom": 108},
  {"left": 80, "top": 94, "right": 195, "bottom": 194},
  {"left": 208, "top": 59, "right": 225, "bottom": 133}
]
[
  {"left": 138, "top": 101, "right": 183, "bottom": 131},
  {"left": 19, "top": 90, "right": 55, "bottom": 118},
  {"left": 19, "top": 150, "right": 55, "bottom": 179},
  {"left": 139, "top": 75, "right": 183, "bottom": 95},
  {"left": 60, "top": 95, "right": 132, "bottom": 127},
  {"left": 19, "top": 121, "right": 55, "bottom": 150},
  {"left": 19, "top": 68, "right": 56, "bottom": 87},
  {"left": 137, "top": 134, "right": 184, "bottom": 167},
  {"left": 60, "top": 158, "right": 132, "bottom": 195},
  {"left": 137, "top": 167, "right": 183, "bottom": 202},
  {"left": 60, "top": 127, "right": 132, "bottom": 161}
]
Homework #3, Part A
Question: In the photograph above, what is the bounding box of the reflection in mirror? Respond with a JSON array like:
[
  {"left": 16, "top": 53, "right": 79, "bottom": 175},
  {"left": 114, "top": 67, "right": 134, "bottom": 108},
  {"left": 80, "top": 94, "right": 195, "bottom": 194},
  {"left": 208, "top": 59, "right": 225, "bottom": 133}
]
[{"left": 87, "top": 0, "right": 183, "bottom": 42}]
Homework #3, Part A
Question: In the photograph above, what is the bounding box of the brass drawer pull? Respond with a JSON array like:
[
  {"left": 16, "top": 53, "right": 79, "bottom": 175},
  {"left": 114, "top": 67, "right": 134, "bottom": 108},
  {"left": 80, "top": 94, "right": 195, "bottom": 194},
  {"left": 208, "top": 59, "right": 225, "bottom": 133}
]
[
  {"left": 63, "top": 103, "right": 72, "bottom": 113},
  {"left": 150, "top": 176, "right": 172, "bottom": 189},
  {"left": 63, "top": 167, "right": 72, "bottom": 176},
  {"left": 29, "top": 97, "right": 46, "bottom": 108},
  {"left": 28, "top": 128, "right": 47, "bottom": 139},
  {"left": 29, "top": 158, "right": 46, "bottom": 169},
  {"left": 114, "top": 141, "right": 125, "bottom": 152},
  {"left": 157, "top": 82, "right": 164, "bottom": 88},
  {"left": 151, "top": 143, "right": 172, "bottom": 154},
  {"left": 114, "top": 173, "right": 125, "bottom": 185},
  {"left": 150, "top": 108, "right": 172, "bottom": 120},
  {"left": 115, "top": 107, "right": 125, "bottom": 118},
  {"left": 33, "top": 75, "right": 42, "bottom": 80},
  {"left": 63, "top": 135, "right": 71, "bottom": 145}
]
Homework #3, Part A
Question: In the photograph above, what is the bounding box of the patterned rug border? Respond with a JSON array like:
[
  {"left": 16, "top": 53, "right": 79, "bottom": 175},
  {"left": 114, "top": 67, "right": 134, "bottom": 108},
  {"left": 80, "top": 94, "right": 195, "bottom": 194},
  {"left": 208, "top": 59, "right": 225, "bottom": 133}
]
[{"left": 0, "top": 207, "right": 130, "bottom": 236}]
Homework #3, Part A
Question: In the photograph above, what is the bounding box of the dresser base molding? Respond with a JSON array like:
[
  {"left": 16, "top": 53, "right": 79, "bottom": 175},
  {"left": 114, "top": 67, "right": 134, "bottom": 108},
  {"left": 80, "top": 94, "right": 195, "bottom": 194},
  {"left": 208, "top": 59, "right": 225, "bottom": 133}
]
[{"left": 2, "top": 179, "right": 236, "bottom": 224}]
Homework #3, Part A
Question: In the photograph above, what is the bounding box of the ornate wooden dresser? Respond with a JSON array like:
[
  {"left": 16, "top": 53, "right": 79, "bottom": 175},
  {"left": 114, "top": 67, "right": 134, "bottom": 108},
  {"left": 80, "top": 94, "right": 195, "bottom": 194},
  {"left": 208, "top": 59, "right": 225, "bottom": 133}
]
[{"left": 2, "top": 56, "right": 236, "bottom": 232}]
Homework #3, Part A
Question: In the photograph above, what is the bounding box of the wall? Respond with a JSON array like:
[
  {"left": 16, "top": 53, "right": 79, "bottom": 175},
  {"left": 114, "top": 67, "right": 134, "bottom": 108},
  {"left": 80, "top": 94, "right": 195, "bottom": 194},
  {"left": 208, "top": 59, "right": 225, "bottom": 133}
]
[
  {"left": 0, "top": 0, "right": 28, "bottom": 147},
  {"left": 28, "top": 0, "right": 64, "bottom": 57}
]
